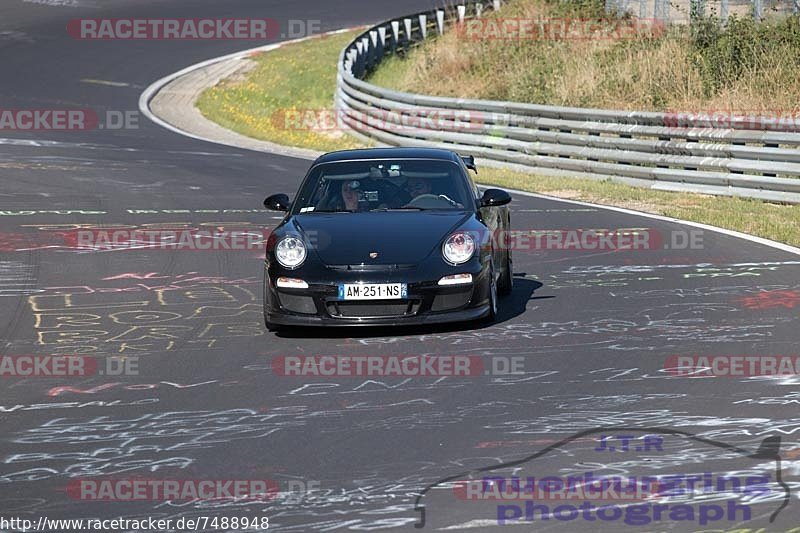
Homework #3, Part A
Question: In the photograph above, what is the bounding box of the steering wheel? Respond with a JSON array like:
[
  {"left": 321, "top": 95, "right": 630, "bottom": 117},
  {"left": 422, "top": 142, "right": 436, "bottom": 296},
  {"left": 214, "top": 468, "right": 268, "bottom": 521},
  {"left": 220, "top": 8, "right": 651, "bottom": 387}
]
[{"left": 403, "top": 194, "right": 458, "bottom": 209}]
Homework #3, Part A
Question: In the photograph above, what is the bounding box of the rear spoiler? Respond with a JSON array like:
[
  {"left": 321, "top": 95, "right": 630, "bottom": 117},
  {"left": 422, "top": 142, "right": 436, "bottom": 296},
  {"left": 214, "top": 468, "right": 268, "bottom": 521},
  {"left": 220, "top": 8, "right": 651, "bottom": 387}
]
[{"left": 461, "top": 155, "right": 477, "bottom": 174}]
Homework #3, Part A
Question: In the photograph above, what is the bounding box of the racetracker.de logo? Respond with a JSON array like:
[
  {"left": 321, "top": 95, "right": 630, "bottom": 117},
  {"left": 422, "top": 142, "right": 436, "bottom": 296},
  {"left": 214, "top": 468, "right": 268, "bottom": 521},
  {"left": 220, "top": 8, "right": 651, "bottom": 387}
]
[
  {"left": 477, "top": 228, "right": 703, "bottom": 251},
  {"left": 664, "top": 109, "right": 800, "bottom": 131},
  {"left": 61, "top": 228, "right": 272, "bottom": 251},
  {"left": 0, "top": 356, "right": 95, "bottom": 377},
  {"left": 67, "top": 479, "right": 279, "bottom": 501},
  {"left": 273, "top": 355, "right": 484, "bottom": 377},
  {"left": 67, "top": 18, "right": 320, "bottom": 40},
  {"left": 0, "top": 355, "right": 138, "bottom": 377},
  {"left": 271, "top": 108, "right": 488, "bottom": 132},
  {"left": 665, "top": 355, "right": 800, "bottom": 377},
  {"left": 456, "top": 18, "right": 666, "bottom": 41},
  {"left": 273, "top": 355, "right": 525, "bottom": 377},
  {"left": 0, "top": 109, "right": 138, "bottom": 131}
]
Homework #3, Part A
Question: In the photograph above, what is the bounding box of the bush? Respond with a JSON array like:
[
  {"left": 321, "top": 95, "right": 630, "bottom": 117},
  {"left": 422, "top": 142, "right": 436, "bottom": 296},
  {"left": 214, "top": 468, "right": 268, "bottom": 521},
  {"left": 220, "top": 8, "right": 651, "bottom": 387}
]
[
  {"left": 368, "top": 0, "right": 800, "bottom": 112},
  {"left": 541, "top": 0, "right": 608, "bottom": 18},
  {"left": 690, "top": 15, "right": 800, "bottom": 97}
]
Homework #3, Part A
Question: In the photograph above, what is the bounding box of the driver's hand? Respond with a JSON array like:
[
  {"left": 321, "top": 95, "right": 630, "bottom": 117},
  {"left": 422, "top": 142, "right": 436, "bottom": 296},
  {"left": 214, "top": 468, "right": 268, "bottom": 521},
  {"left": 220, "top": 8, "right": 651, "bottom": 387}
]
[{"left": 438, "top": 194, "right": 462, "bottom": 208}]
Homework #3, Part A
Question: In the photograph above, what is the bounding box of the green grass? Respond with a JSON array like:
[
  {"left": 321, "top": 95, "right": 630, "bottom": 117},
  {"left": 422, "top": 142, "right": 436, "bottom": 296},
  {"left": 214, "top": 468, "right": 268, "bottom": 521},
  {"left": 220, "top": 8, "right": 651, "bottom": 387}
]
[
  {"left": 196, "top": 30, "right": 366, "bottom": 153},
  {"left": 196, "top": 23, "right": 800, "bottom": 248}
]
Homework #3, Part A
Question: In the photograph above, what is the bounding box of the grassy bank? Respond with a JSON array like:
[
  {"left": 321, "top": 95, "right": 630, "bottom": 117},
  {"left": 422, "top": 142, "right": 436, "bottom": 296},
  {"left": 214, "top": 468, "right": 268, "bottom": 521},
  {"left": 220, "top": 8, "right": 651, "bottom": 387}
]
[
  {"left": 196, "top": 30, "right": 365, "bottom": 153},
  {"left": 196, "top": 20, "right": 800, "bottom": 247},
  {"left": 369, "top": 0, "right": 800, "bottom": 112}
]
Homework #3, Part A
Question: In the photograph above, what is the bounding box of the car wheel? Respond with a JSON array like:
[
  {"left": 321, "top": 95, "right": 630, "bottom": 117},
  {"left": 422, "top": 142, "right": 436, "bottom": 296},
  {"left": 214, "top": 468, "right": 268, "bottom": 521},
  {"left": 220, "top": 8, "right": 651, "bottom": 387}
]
[
  {"left": 485, "top": 260, "right": 499, "bottom": 323},
  {"left": 498, "top": 249, "right": 513, "bottom": 296}
]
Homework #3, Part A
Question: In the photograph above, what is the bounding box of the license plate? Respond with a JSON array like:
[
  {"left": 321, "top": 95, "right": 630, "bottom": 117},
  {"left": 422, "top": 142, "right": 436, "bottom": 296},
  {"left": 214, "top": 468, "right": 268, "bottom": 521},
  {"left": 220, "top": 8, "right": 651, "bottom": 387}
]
[{"left": 338, "top": 283, "right": 407, "bottom": 300}]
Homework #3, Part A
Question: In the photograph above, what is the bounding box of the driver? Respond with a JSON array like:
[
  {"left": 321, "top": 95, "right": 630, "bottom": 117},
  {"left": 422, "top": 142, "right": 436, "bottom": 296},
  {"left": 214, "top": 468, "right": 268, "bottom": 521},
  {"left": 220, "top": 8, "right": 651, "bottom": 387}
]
[
  {"left": 332, "top": 179, "right": 361, "bottom": 211},
  {"left": 341, "top": 180, "right": 362, "bottom": 210},
  {"left": 405, "top": 176, "right": 464, "bottom": 209},
  {"left": 406, "top": 177, "right": 433, "bottom": 199}
]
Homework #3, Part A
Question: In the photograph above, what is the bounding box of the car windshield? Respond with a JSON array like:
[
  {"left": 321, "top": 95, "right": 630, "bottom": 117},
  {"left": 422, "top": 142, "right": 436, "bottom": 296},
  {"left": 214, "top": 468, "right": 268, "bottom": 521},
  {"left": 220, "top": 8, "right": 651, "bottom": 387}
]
[{"left": 291, "top": 159, "right": 472, "bottom": 214}]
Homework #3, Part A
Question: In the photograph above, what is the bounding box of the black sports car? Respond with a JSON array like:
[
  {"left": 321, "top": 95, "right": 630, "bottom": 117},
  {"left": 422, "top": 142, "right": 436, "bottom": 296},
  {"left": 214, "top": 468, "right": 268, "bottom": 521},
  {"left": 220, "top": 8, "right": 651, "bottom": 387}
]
[{"left": 262, "top": 147, "right": 512, "bottom": 329}]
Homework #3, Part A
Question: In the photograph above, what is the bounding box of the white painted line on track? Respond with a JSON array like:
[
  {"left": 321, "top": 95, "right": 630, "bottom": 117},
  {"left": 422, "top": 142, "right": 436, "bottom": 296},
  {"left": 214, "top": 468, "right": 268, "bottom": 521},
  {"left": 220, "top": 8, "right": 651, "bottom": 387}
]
[{"left": 505, "top": 187, "right": 800, "bottom": 257}]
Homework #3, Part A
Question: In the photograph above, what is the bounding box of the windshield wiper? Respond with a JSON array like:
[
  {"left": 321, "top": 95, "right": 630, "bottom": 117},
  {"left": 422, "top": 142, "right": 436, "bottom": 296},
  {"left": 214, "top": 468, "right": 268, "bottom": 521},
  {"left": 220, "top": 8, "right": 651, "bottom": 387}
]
[{"left": 304, "top": 209, "right": 357, "bottom": 213}]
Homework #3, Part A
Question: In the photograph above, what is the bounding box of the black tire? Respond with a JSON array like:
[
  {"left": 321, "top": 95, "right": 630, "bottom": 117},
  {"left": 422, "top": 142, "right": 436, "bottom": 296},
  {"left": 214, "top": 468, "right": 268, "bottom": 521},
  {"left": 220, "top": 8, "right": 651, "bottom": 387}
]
[
  {"left": 497, "top": 248, "right": 513, "bottom": 296},
  {"left": 484, "top": 260, "right": 499, "bottom": 324}
]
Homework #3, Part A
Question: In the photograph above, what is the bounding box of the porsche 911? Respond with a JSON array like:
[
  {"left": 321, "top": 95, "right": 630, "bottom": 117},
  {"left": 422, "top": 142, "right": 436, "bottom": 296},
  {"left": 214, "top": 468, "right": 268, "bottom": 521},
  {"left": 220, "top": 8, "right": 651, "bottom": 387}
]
[{"left": 262, "top": 147, "right": 512, "bottom": 330}]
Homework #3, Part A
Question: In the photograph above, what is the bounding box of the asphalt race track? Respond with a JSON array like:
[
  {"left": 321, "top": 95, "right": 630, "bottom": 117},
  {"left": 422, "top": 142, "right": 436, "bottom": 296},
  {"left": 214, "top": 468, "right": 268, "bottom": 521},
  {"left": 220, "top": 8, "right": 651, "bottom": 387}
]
[{"left": 1, "top": 1, "right": 800, "bottom": 531}]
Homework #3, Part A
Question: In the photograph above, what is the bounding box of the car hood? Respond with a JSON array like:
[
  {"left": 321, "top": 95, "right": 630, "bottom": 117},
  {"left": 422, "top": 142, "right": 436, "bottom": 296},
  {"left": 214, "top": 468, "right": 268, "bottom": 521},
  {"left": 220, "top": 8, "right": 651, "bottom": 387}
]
[{"left": 294, "top": 211, "right": 471, "bottom": 265}]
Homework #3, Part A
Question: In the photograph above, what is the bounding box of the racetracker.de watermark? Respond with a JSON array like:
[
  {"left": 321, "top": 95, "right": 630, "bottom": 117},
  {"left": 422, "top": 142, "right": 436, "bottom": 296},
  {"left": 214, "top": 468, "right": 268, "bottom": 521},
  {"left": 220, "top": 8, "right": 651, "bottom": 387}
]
[
  {"left": 272, "top": 108, "right": 488, "bottom": 133},
  {"left": 0, "top": 355, "right": 138, "bottom": 377},
  {"left": 66, "top": 479, "right": 279, "bottom": 501},
  {"left": 1, "top": 517, "right": 269, "bottom": 533},
  {"left": 665, "top": 355, "right": 800, "bottom": 377},
  {"left": 67, "top": 18, "right": 321, "bottom": 40},
  {"left": 0, "top": 109, "right": 138, "bottom": 131},
  {"left": 664, "top": 109, "right": 800, "bottom": 132},
  {"left": 61, "top": 228, "right": 274, "bottom": 251},
  {"left": 472, "top": 228, "right": 703, "bottom": 251},
  {"left": 455, "top": 18, "right": 666, "bottom": 41},
  {"left": 272, "top": 355, "right": 524, "bottom": 377}
]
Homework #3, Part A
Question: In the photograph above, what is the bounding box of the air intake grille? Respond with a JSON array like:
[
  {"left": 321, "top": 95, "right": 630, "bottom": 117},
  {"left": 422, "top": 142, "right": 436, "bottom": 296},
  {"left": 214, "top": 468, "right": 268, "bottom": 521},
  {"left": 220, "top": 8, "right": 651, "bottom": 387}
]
[{"left": 327, "top": 300, "right": 419, "bottom": 318}]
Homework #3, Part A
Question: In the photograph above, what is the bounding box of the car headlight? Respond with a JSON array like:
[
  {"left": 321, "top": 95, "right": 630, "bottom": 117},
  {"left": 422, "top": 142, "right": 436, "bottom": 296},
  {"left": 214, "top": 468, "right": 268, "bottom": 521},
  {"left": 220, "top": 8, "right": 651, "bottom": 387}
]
[
  {"left": 275, "top": 236, "right": 306, "bottom": 268},
  {"left": 442, "top": 232, "right": 475, "bottom": 265}
]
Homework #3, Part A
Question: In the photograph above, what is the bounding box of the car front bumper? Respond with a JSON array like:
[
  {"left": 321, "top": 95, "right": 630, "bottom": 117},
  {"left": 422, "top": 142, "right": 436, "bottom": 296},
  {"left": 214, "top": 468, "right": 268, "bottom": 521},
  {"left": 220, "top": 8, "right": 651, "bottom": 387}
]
[{"left": 263, "top": 262, "right": 492, "bottom": 327}]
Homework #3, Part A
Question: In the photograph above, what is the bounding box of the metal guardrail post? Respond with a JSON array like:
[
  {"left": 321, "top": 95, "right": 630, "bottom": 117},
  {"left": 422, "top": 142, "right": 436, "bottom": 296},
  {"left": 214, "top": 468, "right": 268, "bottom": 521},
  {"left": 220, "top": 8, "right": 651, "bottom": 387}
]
[
  {"left": 333, "top": 1, "right": 800, "bottom": 203},
  {"left": 436, "top": 10, "right": 446, "bottom": 34},
  {"left": 754, "top": 0, "right": 763, "bottom": 18},
  {"left": 654, "top": 0, "right": 669, "bottom": 21},
  {"left": 390, "top": 21, "right": 400, "bottom": 52}
]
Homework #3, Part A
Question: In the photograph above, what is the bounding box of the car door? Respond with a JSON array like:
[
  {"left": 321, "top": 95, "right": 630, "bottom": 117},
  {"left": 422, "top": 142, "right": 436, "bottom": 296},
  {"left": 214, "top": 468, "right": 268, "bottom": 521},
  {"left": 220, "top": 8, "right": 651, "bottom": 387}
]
[{"left": 465, "top": 167, "right": 505, "bottom": 274}]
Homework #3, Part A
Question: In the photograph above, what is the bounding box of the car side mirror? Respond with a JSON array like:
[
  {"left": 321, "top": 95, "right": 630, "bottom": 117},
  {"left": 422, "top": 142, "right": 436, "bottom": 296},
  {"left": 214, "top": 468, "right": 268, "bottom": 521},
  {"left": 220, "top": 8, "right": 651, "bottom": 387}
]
[
  {"left": 479, "top": 188, "right": 511, "bottom": 207},
  {"left": 264, "top": 193, "right": 291, "bottom": 212}
]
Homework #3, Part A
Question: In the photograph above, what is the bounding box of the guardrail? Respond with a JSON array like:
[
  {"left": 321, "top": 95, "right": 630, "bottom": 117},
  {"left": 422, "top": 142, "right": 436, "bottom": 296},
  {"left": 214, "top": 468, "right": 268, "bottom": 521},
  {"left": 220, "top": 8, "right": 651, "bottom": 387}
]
[{"left": 334, "top": 1, "right": 800, "bottom": 203}]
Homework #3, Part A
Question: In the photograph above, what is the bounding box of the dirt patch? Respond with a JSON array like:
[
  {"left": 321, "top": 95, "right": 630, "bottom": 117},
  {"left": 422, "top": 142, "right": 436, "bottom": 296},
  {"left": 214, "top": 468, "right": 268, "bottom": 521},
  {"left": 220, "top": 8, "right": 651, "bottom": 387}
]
[{"left": 542, "top": 189, "right": 585, "bottom": 199}]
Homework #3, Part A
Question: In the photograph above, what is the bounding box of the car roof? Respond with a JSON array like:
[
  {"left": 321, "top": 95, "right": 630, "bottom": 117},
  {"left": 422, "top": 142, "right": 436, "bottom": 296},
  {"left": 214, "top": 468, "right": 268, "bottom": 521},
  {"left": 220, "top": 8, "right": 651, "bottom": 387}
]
[{"left": 312, "top": 147, "right": 464, "bottom": 165}]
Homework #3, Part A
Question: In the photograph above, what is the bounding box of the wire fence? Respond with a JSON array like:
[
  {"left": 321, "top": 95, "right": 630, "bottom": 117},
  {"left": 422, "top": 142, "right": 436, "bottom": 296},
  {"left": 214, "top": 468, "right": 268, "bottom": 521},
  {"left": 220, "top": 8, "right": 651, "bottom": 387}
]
[{"left": 605, "top": 0, "right": 800, "bottom": 22}]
